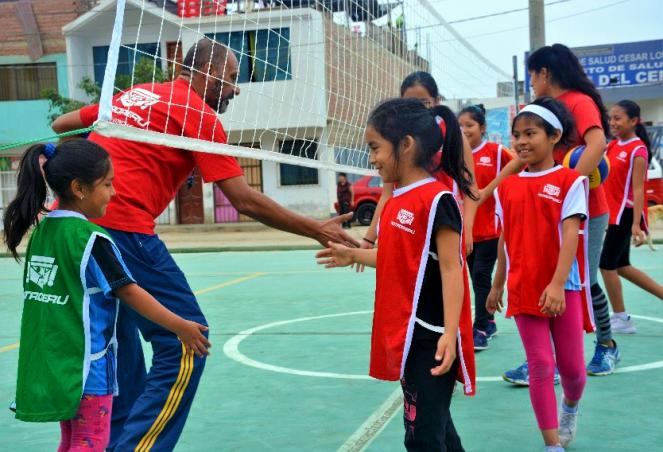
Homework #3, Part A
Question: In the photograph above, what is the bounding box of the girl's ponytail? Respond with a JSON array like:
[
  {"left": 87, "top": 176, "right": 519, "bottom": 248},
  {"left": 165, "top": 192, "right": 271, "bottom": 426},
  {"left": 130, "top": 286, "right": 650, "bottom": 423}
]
[
  {"left": 430, "top": 105, "right": 476, "bottom": 200},
  {"left": 3, "top": 144, "right": 50, "bottom": 260},
  {"left": 634, "top": 123, "right": 652, "bottom": 163}
]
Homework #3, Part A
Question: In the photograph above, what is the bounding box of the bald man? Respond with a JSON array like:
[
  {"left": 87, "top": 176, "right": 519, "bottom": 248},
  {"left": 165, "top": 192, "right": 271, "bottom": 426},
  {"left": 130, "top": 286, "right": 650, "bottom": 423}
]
[{"left": 53, "top": 39, "right": 356, "bottom": 450}]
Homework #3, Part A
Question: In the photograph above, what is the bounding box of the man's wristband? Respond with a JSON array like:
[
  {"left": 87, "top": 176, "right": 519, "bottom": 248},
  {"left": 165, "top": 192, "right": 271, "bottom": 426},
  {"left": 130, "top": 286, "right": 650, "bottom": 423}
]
[{"left": 362, "top": 237, "right": 375, "bottom": 245}]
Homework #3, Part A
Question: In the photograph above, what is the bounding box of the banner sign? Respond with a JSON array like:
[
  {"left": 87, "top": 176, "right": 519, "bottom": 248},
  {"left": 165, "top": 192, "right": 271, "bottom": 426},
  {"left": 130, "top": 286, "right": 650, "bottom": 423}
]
[{"left": 524, "top": 39, "right": 663, "bottom": 90}]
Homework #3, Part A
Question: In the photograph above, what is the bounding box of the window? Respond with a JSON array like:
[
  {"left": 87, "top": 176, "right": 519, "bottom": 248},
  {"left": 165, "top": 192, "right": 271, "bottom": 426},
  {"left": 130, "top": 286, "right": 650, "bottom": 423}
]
[
  {"left": 279, "top": 140, "right": 318, "bottom": 186},
  {"left": 0, "top": 169, "right": 17, "bottom": 227},
  {"left": 0, "top": 63, "right": 58, "bottom": 101},
  {"left": 92, "top": 43, "right": 161, "bottom": 85},
  {"left": 206, "top": 31, "right": 251, "bottom": 83},
  {"left": 207, "top": 28, "right": 291, "bottom": 83}
]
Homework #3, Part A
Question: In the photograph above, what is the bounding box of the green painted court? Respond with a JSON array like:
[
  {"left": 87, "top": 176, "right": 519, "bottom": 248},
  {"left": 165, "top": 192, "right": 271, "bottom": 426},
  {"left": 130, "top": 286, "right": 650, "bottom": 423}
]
[{"left": 1, "top": 247, "right": 662, "bottom": 451}]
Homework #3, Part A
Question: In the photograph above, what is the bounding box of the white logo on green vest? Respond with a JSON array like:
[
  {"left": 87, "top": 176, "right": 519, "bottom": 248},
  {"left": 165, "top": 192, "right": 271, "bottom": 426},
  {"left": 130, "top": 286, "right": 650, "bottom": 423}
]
[
  {"left": 24, "top": 291, "right": 69, "bottom": 305},
  {"left": 27, "top": 255, "right": 59, "bottom": 288}
]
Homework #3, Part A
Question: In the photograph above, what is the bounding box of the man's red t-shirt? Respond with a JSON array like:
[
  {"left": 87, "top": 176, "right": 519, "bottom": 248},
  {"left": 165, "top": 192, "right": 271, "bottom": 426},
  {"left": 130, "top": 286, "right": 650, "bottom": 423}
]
[
  {"left": 80, "top": 79, "right": 243, "bottom": 234},
  {"left": 556, "top": 90, "right": 608, "bottom": 218}
]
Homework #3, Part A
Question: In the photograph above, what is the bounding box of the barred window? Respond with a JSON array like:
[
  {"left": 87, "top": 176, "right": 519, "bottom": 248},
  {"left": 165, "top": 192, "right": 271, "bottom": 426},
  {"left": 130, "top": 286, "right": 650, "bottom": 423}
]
[{"left": 0, "top": 63, "right": 58, "bottom": 101}]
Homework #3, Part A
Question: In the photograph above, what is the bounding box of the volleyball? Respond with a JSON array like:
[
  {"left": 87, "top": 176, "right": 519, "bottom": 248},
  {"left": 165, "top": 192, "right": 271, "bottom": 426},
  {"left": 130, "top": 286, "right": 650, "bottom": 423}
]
[{"left": 562, "top": 145, "right": 610, "bottom": 189}]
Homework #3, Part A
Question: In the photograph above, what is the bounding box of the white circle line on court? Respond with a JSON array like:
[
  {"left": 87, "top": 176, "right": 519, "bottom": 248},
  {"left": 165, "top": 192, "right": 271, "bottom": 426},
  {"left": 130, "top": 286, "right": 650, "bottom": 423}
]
[{"left": 223, "top": 311, "right": 663, "bottom": 380}]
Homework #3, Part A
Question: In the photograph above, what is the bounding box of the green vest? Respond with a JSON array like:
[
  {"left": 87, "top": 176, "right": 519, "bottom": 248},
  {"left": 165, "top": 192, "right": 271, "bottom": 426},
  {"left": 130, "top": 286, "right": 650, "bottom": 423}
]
[{"left": 16, "top": 215, "right": 117, "bottom": 422}]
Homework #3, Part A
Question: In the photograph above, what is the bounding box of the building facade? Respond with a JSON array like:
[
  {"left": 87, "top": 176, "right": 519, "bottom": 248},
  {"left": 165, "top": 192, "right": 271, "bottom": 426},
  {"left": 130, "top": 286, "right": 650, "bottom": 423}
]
[{"left": 58, "top": 0, "right": 425, "bottom": 225}]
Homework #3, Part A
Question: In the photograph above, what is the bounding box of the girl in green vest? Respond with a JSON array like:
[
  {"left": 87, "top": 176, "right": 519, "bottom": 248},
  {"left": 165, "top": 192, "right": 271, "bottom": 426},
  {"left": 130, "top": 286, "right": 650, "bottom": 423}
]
[{"left": 3, "top": 140, "right": 211, "bottom": 451}]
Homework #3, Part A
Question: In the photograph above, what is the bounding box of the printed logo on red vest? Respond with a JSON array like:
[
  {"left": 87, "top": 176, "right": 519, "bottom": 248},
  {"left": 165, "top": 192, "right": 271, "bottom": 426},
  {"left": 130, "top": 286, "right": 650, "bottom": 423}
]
[
  {"left": 617, "top": 151, "right": 628, "bottom": 162},
  {"left": 391, "top": 208, "right": 416, "bottom": 234},
  {"left": 538, "top": 183, "right": 562, "bottom": 203},
  {"left": 477, "top": 156, "right": 493, "bottom": 167},
  {"left": 397, "top": 209, "right": 415, "bottom": 225}
]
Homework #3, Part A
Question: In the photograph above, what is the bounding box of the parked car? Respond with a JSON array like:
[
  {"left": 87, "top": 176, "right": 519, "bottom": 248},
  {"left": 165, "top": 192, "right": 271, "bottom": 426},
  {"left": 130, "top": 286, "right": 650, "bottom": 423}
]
[
  {"left": 646, "top": 157, "right": 663, "bottom": 206},
  {"left": 334, "top": 175, "right": 383, "bottom": 226}
]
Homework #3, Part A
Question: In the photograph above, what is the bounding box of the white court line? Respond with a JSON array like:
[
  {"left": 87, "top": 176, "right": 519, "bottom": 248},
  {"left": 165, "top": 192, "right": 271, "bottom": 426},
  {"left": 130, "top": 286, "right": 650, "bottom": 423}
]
[
  {"left": 223, "top": 311, "right": 375, "bottom": 380},
  {"left": 224, "top": 311, "right": 663, "bottom": 450},
  {"left": 337, "top": 388, "right": 403, "bottom": 452},
  {"left": 630, "top": 314, "right": 663, "bottom": 324}
]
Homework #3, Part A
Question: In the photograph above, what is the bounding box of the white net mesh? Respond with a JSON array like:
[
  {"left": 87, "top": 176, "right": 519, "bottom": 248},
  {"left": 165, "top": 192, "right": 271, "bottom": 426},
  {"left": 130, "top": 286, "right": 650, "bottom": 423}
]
[{"left": 94, "top": 0, "right": 509, "bottom": 174}]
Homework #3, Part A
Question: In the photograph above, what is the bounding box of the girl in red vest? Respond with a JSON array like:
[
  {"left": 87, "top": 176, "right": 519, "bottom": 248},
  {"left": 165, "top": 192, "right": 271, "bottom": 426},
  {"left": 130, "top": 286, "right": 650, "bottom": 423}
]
[
  {"left": 361, "top": 71, "right": 478, "bottom": 258},
  {"left": 317, "top": 98, "right": 476, "bottom": 451},
  {"left": 485, "top": 44, "right": 618, "bottom": 380},
  {"left": 487, "top": 97, "right": 594, "bottom": 452},
  {"left": 600, "top": 100, "right": 663, "bottom": 332},
  {"left": 457, "top": 104, "right": 513, "bottom": 350}
]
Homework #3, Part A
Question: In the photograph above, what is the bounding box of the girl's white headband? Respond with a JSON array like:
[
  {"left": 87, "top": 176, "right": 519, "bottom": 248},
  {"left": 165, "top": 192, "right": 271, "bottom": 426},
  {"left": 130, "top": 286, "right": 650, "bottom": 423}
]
[{"left": 517, "top": 104, "right": 563, "bottom": 133}]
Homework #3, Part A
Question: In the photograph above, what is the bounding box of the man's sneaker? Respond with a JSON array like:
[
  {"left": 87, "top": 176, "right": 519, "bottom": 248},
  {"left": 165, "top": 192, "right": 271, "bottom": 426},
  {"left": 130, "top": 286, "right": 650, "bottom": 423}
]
[
  {"left": 587, "top": 341, "right": 621, "bottom": 376},
  {"left": 610, "top": 313, "right": 636, "bottom": 334},
  {"left": 485, "top": 320, "right": 498, "bottom": 340},
  {"left": 503, "top": 362, "right": 561, "bottom": 386},
  {"left": 473, "top": 329, "right": 489, "bottom": 351},
  {"left": 559, "top": 401, "right": 579, "bottom": 447}
]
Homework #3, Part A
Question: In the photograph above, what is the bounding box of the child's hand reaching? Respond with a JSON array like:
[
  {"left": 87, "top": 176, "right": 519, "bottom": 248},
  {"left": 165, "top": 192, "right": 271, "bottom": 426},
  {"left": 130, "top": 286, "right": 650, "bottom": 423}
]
[
  {"left": 316, "top": 242, "right": 355, "bottom": 268},
  {"left": 431, "top": 332, "right": 457, "bottom": 376},
  {"left": 539, "top": 282, "right": 566, "bottom": 316},
  {"left": 174, "top": 320, "right": 211, "bottom": 357},
  {"left": 486, "top": 286, "right": 504, "bottom": 314}
]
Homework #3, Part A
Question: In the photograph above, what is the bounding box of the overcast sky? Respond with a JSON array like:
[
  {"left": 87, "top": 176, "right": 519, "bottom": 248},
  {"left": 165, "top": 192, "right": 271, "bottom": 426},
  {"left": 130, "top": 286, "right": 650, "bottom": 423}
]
[{"left": 424, "top": 0, "right": 663, "bottom": 97}]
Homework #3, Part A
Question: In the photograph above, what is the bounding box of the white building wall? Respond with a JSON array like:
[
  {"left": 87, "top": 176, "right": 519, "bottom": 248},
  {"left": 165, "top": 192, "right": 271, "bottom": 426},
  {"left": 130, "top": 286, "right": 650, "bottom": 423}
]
[{"left": 623, "top": 99, "right": 663, "bottom": 124}]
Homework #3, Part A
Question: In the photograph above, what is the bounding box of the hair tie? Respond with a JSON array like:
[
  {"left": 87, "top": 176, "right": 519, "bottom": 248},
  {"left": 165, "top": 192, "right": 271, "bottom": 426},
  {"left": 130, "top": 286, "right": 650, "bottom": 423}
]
[{"left": 42, "top": 143, "right": 57, "bottom": 159}]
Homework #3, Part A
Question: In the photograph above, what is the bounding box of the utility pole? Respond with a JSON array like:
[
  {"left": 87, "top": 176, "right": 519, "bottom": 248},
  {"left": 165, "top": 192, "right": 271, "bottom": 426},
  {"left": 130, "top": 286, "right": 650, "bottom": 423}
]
[
  {"left": 513, "top": 55, "right": 520, "bottom": 113},
  {"left": 526, "top": 0, "right": 546, "bottom": 102},
  {"left": 529, "top": 0, "right": 546, "bottom": 52}
]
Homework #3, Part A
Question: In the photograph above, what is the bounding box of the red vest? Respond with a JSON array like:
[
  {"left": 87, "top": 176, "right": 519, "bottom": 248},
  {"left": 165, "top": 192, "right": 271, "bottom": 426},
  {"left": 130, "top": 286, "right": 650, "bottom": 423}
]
[
  {"left": 472, "top": 141, "right": 512, "bottom": 242},
  {"left": 604, "top": 138, "right": 649, "bottom": 230},
  {"left": 373, "top": 178, "right": 476, "bottom": 395},
  {"left": 497, "top": 167, "right": 594, "bottom": 332}
]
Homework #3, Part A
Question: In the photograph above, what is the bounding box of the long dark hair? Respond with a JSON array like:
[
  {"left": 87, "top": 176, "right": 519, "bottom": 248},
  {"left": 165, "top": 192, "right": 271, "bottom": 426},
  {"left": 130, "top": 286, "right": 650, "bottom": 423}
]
[
  {"left": 615, "top": 100, "right": 652, "bottom": 162},
  {"left": 512, "top": 96, "right": 576, "bottom": 149},
  {"left": 3, "top": 140, "right": 111, "bottom": 260},
  {"left": 367, "top": 98, "right": 475, "bottom": 199},
  {"left": 400, "top": 71, "right": 440, "bottom": 98},
  {"left": 528, "top": 44, "right": 610, "bottom": 134}
]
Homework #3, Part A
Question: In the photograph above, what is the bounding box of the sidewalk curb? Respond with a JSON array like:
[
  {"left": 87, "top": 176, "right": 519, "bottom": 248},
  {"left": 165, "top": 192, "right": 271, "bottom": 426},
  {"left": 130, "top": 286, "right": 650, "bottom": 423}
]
[{"left": 0, "top": 244, "right": 324, "bottom": 258}]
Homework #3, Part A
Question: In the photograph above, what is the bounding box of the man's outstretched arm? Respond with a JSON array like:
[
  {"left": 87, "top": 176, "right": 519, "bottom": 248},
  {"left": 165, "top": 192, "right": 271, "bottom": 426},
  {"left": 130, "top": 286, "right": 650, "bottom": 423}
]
[{"left": 217, "top": 176, "right": 359, "bottom": 248}]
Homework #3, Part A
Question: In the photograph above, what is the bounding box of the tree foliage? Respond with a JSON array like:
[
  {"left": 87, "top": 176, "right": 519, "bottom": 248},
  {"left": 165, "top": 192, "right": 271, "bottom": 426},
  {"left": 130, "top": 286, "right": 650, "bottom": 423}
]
[{"left": 42, "top": 58, "right": 168, "bottom": 124}]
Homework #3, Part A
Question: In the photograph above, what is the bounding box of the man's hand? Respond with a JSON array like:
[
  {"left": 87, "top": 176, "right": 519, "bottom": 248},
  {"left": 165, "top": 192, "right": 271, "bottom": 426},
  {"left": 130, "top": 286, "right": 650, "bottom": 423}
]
[{"left": 316, "top": 213, "right": 360, "bottom": 248}]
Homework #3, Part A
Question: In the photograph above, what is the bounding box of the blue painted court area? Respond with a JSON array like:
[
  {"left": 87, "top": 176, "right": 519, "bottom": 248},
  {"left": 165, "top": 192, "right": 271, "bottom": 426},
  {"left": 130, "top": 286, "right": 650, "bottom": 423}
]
[{"left": 1, "top": 248, "right": 662, "bottom": 451}]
